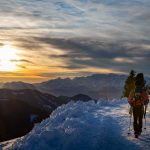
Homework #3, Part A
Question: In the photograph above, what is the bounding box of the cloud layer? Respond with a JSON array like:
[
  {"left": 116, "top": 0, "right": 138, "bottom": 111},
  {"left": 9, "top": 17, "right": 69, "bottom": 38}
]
[{"left": 0, "top": 0, "right": 150, "bottom": 82}]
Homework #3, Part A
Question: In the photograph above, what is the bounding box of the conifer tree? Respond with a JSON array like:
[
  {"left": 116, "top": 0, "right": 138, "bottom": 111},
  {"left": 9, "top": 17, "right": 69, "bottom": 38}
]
[{"left": 123, "top": 70, "right": 136, "bottom": 97}]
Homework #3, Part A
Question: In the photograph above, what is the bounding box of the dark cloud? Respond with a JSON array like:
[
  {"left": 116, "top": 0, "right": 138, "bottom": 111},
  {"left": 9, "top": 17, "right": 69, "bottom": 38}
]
[
  {"left": 17, "top": 65, "right": 27, "bottom": 69},
  {"left": 11, "top": 59, "right": 34, "bottom": 64},
  {"left": 33, "top": 37, "right": 150, "bottom": 74},
  {"left": 49, "top": 54, "right": 70, "bottom": 58},
  {"left": 35, "top": 37, "right": 129, "bottom": 58},
  {"left": 13, "top": 37, "right": 44, "bottom": 51}
]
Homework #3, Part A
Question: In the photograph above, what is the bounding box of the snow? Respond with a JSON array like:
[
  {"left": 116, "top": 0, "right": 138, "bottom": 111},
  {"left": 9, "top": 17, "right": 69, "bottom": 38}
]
[
  {"left": 6, "top": 99, "right": 150, "bottom": 150},
  {"left": 0, "top": 138, "right": 20, "bottom": 150}
]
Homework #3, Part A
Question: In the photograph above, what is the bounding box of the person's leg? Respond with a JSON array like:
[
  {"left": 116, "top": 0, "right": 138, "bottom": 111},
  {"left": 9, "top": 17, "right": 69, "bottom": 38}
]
[
  {"left": 133, "top": 107, "right": 138, "bottom": 135},
  {"left": 138, "top": 106, "right": 144, "bottom": 134}
]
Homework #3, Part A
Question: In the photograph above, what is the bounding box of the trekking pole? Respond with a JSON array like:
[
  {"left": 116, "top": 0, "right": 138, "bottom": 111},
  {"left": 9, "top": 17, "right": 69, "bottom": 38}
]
[
  {"left": 144, "top": 116, "right": 146, "bottom": 130},
  {"left": 128, "top": 106, "right": 132, "bottom": 135},
  {"left": 144, "top": 105, "right": 147, "bottom": 130}
]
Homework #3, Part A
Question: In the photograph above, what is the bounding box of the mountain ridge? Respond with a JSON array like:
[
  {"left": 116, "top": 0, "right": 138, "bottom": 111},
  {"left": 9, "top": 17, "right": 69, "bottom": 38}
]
[
  {"left": 0, "top": 88, "right": 93, "bottom": 142},
  {"left": 0, "top": 73, "right": 150, "bottom": 99}
]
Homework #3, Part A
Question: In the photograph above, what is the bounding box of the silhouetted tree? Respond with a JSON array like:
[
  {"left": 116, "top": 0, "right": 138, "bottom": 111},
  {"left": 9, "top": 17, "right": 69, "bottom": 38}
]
[{"left": 123, "top": 70, "right": 136, "bottom": 97}]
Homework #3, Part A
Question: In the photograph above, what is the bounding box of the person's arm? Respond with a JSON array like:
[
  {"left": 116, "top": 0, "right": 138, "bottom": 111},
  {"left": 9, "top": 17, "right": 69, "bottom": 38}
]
[{"left": 128, "top": 91, "right": 134, "bottom": 106}]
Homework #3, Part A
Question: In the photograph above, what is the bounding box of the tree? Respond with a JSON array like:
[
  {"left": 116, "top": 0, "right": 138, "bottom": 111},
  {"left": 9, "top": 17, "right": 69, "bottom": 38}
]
[{"left": 123, "top": 70, "right": 136, "bottom": 98}]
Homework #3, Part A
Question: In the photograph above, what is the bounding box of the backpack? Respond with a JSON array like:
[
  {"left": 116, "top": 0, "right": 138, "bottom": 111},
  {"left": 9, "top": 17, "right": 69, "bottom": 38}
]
[{"left": 134, "top": 87, "right": 143, "bottom": 101}]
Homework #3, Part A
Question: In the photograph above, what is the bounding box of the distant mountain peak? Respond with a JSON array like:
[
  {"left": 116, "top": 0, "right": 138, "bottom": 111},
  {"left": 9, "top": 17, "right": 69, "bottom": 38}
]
[
  {"left": 35, "top": 73, "right": 129, "bottom": 99},
  {"left": 2, "top": 81, "right": 36, "bottom": 90}
]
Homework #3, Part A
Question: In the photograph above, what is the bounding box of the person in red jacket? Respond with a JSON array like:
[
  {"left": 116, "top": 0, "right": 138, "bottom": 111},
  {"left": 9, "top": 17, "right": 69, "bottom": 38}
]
[{"left": 128, "top": 73, "right": 149, "bottom": 138}]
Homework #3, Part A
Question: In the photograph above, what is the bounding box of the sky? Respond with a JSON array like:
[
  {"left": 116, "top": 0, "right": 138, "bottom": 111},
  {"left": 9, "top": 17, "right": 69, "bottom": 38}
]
[{"left": 0, "top": 0, "right": 150, "bottom": 83}]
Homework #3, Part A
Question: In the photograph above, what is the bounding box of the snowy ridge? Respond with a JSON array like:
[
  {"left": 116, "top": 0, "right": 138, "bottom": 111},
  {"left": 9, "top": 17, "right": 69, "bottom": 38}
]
[
  {"left": 35, "top": 74, "right": 127, "bottom": 99},
  {"left": 9, "top": 99, "right": 150, "bottom": 150}
]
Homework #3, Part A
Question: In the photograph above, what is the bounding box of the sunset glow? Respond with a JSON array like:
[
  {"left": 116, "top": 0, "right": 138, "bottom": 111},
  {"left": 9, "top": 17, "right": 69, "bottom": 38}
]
[
  {"left": 0, "top": 0, "right": 149, "bottom": 82},
  {"left": 0, "top": 45, "right": 20, "bottom": 71}
]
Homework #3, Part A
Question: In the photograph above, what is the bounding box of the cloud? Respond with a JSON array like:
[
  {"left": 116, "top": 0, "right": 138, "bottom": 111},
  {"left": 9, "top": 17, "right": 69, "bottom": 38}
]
[
  {"left": 113, "top": 57, "right": 135, "bottom": 63},
  {"left": 31, "top": 37, "right": 150, "bottom": 74},
  {"left": 0, "top": 0, "right": 150, "bottom": 81},
  {"left": 17, "top": 64, "right": 27, "bottom": 69},
  {"left": 11, "top": 59, "right": 34, "bottom": 64},
  {"left": 0, "top": 71, "right": 27, "bottom": 77},
  {"left": 1, "top": 0, "right": 150, "bottom": 40}
]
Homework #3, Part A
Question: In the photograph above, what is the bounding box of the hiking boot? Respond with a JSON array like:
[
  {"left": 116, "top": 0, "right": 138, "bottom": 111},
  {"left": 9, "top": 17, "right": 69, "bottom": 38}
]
[{"left": 135, "top": 134, "right": 138, "bottom": 138}]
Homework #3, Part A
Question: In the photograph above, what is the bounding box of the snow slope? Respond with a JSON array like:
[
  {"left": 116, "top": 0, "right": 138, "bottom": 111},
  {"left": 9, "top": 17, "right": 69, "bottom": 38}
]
[{"left": 7, "top": 99, "right": 150, "bottom": 150}]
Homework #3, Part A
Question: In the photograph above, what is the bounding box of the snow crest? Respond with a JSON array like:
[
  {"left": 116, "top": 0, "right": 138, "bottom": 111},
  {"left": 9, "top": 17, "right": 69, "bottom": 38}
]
[{"left": 10, "top": 99, "right": 149, "bottom": 150}]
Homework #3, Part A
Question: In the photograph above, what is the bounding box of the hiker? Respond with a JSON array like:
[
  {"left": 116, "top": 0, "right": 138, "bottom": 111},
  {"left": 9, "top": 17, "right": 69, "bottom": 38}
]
[{"left": 128, "top": 73, "right": 149, "bottom": 138}]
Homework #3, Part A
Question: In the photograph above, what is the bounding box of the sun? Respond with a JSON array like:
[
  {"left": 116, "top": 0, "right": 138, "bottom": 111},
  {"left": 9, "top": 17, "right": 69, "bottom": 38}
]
[{"left": 0, "top": 45, "right": 20, "bottom": 71}]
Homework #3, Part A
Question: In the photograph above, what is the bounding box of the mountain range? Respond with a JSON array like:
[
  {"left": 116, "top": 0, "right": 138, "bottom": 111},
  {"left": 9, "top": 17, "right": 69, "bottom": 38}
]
[
  {"left": 1, "top": 73, "right": 149, "bottom": 99},
  {"left": 0, "top": 73, "right": 150, "bottom": 141},
  {"left": 0, "top": 74, "right": 130, "bottom": 99}
]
